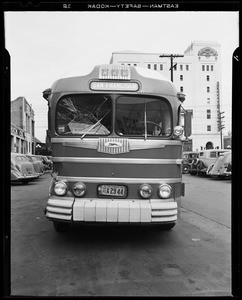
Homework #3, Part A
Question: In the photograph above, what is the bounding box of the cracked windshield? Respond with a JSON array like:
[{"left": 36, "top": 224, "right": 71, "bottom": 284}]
[
  {"left": 56, "top": 95, "right": 112, "bottom": 136},
  {"left": 56, "top": 95, "right": 172, "bottom": 137}
]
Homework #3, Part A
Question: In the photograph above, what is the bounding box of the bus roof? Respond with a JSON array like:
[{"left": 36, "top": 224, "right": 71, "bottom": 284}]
[{"left": 48, "top": 64, "right": 181, "bottom": 98}]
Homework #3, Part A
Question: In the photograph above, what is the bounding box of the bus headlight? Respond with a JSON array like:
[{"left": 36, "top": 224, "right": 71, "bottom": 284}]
[
  {"left": 72, "top": 182, "right": 86, "bottom": 197},
  {"left": 173, "top": 126, "right": 183, "bottom": 136},
  {"left": 158, "top": 184, "right": 172, "bottom": 199},
  {"left": 139, "top": 184, "right": 153, "bottom": 199},
  {"left": 54, "top": 181, "right": 67, "bottom": 196}
]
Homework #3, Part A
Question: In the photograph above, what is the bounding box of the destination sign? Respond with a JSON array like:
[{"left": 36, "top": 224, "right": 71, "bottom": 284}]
[{"left": 90, "top": 81, "right": 139, "bottom": 91}]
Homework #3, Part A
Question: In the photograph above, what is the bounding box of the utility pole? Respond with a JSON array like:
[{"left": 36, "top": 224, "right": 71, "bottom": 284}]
[
  {"left": 216, "top": 81, "right": 225, "bottom": 149},
  {"left": 217, "top": 111, "right": 225, "bottom": 149},
  {"left": 159, "top": 54, "right": 184, "bottom": 82}
]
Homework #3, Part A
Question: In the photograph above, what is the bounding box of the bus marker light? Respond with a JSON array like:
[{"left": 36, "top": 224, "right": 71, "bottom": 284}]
[
  {"left": 173, "top": 126, "right": 183, "bottom": 136},
  {"left": 99, "top": 64, "right": 131, "bottom": 79}
]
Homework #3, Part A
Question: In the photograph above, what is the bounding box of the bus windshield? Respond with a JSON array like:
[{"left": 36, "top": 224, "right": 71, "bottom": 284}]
[
  {"left": 56, "top": 94, "right": 172, "bottom": 137},
  {"left": 115, "top": 96, "right": 172, "bottom": 137},
  {"left": 56, "top": 95, "right": 112, "bottom": 136}
]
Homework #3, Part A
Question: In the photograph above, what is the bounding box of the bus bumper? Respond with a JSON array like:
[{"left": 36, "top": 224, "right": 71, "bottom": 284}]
[{"left": 45, "top": 197, "right": 180, "bottom": 224}]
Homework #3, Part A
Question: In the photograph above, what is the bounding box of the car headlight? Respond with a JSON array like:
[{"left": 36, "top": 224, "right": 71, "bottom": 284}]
[
  {"left": 158, "top": 184, "right": 172, "bottom": 199},
  {"left": 173, "top": 126, "right": 183, "bottom": 136},
  {"left": 54, "top": 181, "right": 67, "bottom": 196},
  {"left": 72, "top": 182, "right": 86, "bottom": 197},
  {"left": 139, "top": 184, "right": 153, "bottom": 199}
]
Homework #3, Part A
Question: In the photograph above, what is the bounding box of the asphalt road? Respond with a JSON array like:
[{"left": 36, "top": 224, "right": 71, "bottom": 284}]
[{"left": 9, "top": 172, "right": 231, "bottom": 296}]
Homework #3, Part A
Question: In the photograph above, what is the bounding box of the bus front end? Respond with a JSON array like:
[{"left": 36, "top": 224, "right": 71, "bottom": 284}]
[{"left": 43, "top": 65, "right": 185, "bottom": 231}]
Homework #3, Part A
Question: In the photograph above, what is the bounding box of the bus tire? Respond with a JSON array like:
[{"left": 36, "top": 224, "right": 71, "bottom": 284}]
[
  {"left": 53, "top": 221, "right": 70, "bottom": 232},
  {"left": 157, "top": 223, "right": 176, "bottom": 230},
  {"left": 21, "top": 179, "right": 30, "bottom": 185},
  {"left": 190, "top": 171, "right": 197, "bottom": 175}
]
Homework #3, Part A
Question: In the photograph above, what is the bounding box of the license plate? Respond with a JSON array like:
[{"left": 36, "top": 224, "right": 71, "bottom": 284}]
[{"left": 98, "top": 185, "right": 127, "bottom": 198}]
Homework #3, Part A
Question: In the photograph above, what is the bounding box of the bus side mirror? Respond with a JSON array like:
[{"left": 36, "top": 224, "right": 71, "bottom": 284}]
[
  {"left": 184, "top": 110, "right": 192, "bottom": 138},
  {"left": 43, "top": 88, "right": 51, "bottom": 101}
]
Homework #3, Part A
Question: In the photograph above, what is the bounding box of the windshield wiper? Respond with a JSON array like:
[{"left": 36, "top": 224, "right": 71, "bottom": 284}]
[{"left": 80, "top": 110, "right": 110, "bottom": 139}]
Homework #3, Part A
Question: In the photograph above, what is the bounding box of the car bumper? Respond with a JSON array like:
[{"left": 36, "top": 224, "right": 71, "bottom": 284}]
[
  {"left": 11, "top": 174, "right": 39, "bottom": 181},
  {"left": 209, "top": 171, "right": 231, "bottom": 177},
  {"left": 45, "top": 197, "right": 180, "bottom": 224}
]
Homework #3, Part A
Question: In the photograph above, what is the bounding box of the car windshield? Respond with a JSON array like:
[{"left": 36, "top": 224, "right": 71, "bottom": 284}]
[
  {"left": 16, "top": 156, "right": 28, "bottom": 162},
  {"left": 31, "top": 156, "right": 39, "bottom": 161}
]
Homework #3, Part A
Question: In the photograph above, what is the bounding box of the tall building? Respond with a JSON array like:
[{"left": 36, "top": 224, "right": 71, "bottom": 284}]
[
  {"left": 11, "top": 97, "right": 35, "bottom": 154},
  {"left": 110, "top": 41, "right": 223, "bottom": 151}
]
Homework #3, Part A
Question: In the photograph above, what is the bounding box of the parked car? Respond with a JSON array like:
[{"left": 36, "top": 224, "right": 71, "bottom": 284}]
[
  {"left": 25, "top": 155, "right": 45, "bottom": 176},
  {"left": 189, "top": 149, "right": 230, "bottom": 176},
  {"left": 11, "top": 152, "right": 39, "bottom": 184},
  {"left": 181, "top": 151, "right": 199, "bottom": 174},
  {"left": 206, "top": 151, "right": 232, "bottom": 179},
  {"left": 37, "top": 155, "right": 53, "bottom": 170}
]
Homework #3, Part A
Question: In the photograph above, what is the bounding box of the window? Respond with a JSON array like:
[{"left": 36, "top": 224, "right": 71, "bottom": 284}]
[
  {"left": 186, "top": 65, "right": 189, "bottom": 71},
  {"left": 210, "top": 151, "right": 217, "bottom": 158},
  {"left": 134, "top": 64, "right": 137, "bottom": 66},
  {"left": 115, "top": 96, "right": 172, "bottom": 137},
  {"left": 180, "top": 65, "right": 183, "bottom": 71},
  {"left": 154, "top": 64, "right": 157, "bottom": 70},
  {"left": 160, "top": 64, "right": 163, "bottom": 71},
  {"left": 173, "top": 64, "right": 177, "bottom": 71},
  {"left": 148, "top": 64, "right": 151, "bottom": 69},
  {"left": 180, "top": 75, "right": 183, "bottom": 81},
  {"left": 207, "top": 87, "right": 210, "bottom": 93},
  {"left": 207, "top": 109, "right": 211, "bottom": 119},
  {"left": 207, "top": 98, "right": 210, "bottom": 104},
  {"left": 180, "top": 87, "right": 183, "bottom": 92},
  {"left": 206, "top": 65, "right": 209, "bottom": 71},
  {"left": 202, "top": 65, "right": 205, "bottom": 71},
  {"left": 211, "top": 65, "right": 214, "bottom": 71},
  {"left": 56, "top": 94, "right": 112, "bottom": 136},
  {"left": 207, "top": 125, "right": 211, "bottom": 131},
  {"left": 207, "top": 75, "right": 210, "bottom": 81}
]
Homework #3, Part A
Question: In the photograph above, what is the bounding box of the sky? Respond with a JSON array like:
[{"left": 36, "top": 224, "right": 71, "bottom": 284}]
[{"left": 4, "top": 11, "right": 239, "bottom": 142}]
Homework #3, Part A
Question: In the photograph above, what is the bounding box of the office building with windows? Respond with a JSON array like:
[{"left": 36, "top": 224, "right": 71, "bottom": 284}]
[
  {"left": 110, "top": 41, "right": 223, "bottom": 151},
  {"left": 11, "top": 97, "right": 35, "bottom": 154}
]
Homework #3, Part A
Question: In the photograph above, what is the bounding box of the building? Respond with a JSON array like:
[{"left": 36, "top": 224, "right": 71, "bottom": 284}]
[
  {"left": 223, "top": 133, "right": 232, "bottom": 149},
  {"left": 11, "top": 97, "right": 35, "bottom": 154},
  {"left": 110, "top": 41, "right": 224, "bottom": 151},
  {"left": 11, "top": 123, "right": 26, "bottom": 153}
]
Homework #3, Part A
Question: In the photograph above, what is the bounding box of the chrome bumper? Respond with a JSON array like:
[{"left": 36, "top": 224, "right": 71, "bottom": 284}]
[
  {"left": 11, "top": 174, "right": 39, "bottom": 181},
  {"left": 45, "top": 197, "right": 180, "bottom": 223}
]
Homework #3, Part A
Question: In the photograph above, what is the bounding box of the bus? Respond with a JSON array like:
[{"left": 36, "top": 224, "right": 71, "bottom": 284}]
[{"left": 43, "top": 64, "right": 189, "bottom": 232}]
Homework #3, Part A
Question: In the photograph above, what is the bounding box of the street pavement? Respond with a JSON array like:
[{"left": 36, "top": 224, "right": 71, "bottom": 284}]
[{"left": 9, "top": 172, "right": 232, "bottom": 296}]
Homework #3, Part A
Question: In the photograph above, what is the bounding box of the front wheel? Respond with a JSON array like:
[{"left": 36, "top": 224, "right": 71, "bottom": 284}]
[
  {"left": 190, "top": 170, "right": 197, "bottom": 175},
  {"left": 53, "top": 221, "right": 70, "bottom": 232},
  {"left": 156, "top": 223, "right": 176, "bottom": 230},
  {"left": 182, "top": 164, "right": 190, "bottom": 174},
  {"left": 21, "top": 179, "right": 30, "bottom": 184}
]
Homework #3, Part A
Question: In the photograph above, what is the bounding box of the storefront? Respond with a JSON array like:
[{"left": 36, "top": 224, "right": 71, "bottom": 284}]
[{"left": 11, "top": 123, "right": 26, "bottom": 153}]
